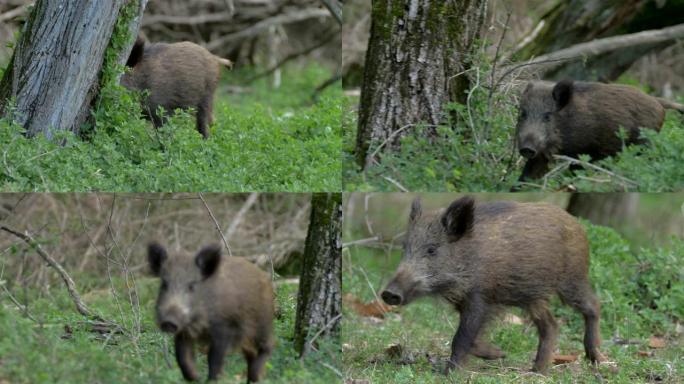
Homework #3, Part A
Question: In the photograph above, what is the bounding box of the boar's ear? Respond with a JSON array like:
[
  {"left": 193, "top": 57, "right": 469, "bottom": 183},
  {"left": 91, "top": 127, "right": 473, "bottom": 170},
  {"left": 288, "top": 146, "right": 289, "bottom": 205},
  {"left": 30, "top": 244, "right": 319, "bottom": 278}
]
[
  {"left": 441, "top": 197, "right": 475, "bottom": 241},
  {"left": 147, "top": 242, "right": 167, "bottom": 276},
  {"left": 409, "top": 197, "right": 422, "bottom": 224},
  {"left": 552, "top": 79, "right": 573, "bottom": 110},
  {"left": 195, "top": 245, "right": 222, "bottom": 279},
  {"left": 126, "top": 36, "right": 146, "bottom": 68}
]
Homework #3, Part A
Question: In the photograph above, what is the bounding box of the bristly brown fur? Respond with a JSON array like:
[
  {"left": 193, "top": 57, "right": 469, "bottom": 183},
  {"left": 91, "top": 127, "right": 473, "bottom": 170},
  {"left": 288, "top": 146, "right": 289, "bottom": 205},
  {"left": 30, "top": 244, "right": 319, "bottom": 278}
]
[{"left": 381, "top": 198, "right": 602, "bottom": 375}]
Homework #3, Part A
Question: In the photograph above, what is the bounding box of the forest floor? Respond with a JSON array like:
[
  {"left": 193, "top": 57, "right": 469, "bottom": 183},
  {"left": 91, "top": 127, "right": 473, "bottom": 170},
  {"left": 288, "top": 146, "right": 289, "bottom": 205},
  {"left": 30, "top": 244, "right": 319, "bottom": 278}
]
[
  {"left": 0, "top": 64, "right": 342, "bottom": 192},
  {"left": 342, "top": 223, "right": 684, "bottom": 383},
  {"left": 0, "top": 274, "right": 340, "bottom": 383}
]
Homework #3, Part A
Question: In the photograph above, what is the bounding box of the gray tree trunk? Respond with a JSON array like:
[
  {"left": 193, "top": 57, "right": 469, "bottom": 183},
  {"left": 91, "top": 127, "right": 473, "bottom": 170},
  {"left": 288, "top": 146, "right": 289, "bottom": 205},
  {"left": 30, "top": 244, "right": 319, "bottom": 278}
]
[
  {"left": 514, "top": 0, "right": 684, "bottom": 81},
  {"left": 566, "top": 193, "right": 639, "bottom": 228},
  {"left": 0, "top": 0, "right": 146, "bottom": 139},
  {"left": 355, "top": 0, "right": 487, "bottom": 168},
  {"left": 294, "top": 193, "right": 342, "bottom": 357}
]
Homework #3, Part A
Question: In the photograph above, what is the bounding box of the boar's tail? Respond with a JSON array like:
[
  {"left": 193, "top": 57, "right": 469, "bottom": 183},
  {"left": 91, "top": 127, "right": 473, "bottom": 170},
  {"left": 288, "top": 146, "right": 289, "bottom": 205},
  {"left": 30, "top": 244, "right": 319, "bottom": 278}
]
[
  {"left": 126, "top": 36, "right": 146, "bottom": 68},
  {"left": 215, "top": 56, "right": 234, "bottom": 70},
  {"left": 657, "top": 98, "right": 684, "bottom": 114}
]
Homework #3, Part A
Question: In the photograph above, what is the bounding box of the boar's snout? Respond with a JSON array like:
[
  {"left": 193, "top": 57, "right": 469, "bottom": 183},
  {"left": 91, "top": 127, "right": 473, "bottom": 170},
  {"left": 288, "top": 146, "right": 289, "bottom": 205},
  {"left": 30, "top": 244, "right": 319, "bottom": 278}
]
[
  {"left": 381, "top": 288, "right": 403, "bottom": 306},
  {"left": 160, "top": 320, "right": 179, "bottom": 334},
  {"left": 519, "top": 146, "right": 537, "bottom": 159}
]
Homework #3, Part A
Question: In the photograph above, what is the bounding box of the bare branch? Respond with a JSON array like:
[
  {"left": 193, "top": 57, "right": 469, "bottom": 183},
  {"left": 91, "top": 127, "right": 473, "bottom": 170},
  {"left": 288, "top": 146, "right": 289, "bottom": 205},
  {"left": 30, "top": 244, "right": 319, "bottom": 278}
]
[
  {"left": 226, "top": 193, "right": 259, "bottom": 240},
  {"left": 0, "top": 226, "right": 106, "bottom": 322},
  {"left": 319, "top": 0, "right": 342, "bottom": 25},
  {"left": 198, "top": 193, "right": 232, "bottom": 256},
  {"left": 206, "top": 8, "right": 331, "bottom": 51}
]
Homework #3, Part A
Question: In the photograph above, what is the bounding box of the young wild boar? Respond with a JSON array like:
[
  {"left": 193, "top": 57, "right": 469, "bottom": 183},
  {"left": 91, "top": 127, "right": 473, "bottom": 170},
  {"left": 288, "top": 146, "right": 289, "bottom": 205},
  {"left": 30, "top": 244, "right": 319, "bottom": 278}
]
[
  {"left": 122, "top": 36, "right": 233, "bottom": 139},
  {"left": 381, "top": 196, "right": 601, "bottom": 374},
  {"left": 148, "top": 243, "right": 274, "bottom": 382},
  {"left": 514, "top": 79, "right": 684, "bottom": 186}
]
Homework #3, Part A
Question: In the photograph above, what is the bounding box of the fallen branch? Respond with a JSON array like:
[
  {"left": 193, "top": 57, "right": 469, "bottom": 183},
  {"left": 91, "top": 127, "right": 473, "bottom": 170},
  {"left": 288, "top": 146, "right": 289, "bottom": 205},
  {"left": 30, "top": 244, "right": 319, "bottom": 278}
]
[
  {"left": 142, "top": 11, "right": 234, "bottom": 27},
  {"left": 496, "top": 23, "right": 684, "bottom": 81},
  {"left": 319, "top": 0, "right": 342, "bottom": 25},
  {"left": 1, "top": 226, "right": 106, "bottom": 322},
  {"left": 206, "top": 8, "right": 331, "bottom": 51}
]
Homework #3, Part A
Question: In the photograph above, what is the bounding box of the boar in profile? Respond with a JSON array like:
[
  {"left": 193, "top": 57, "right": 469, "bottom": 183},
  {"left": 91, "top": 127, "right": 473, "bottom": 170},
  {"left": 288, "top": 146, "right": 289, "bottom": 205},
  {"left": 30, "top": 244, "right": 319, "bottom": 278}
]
[
  {"left": 148, "top": 243, "right": 274, "bottom": 382},
  {"left": 122, "top": 36, "right": 233, "bottom": 139},
  {"left": 381, "top": 196, "right": 601, "bottom": 374},
  {"left": 514, "top": 79, "right": 684, "bottom": 186}
]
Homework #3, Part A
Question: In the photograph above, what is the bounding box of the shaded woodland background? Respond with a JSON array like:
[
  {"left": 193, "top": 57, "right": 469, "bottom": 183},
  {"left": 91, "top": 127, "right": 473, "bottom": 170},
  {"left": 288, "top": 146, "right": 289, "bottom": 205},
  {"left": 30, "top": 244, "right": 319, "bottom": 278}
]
[
  {"left": 343, "top": 193, "right": 684, "bottom": 248},
  {"left": 343, "top": 0, "right": 684, "bottom": 95},
  {"left": 0, "top": 193, "right": 309, "bottom": 287},
  {"left": 0, "top": 0, "right": 339, "bottom": 73}
]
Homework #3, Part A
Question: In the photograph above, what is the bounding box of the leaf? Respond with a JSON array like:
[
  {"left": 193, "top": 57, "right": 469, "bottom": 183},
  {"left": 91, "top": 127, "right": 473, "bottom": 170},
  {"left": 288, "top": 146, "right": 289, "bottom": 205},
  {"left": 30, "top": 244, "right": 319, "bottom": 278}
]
[
  {"left": 343, "top": 293, "right": 395, "bottom": 319},
  {"left": 648, "top": 336, "right": 666, "bottom": 349},
  {"left": 552, "top": 354, "right": 578, "bottom": 364}
]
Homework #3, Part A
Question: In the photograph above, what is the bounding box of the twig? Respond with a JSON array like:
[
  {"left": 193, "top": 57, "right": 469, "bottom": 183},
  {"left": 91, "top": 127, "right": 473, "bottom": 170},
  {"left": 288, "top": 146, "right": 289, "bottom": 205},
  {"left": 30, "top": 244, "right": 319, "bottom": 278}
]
[
  {"left": 552, "top": 155, "right": 638, "bottom": 188},
  {"left": 198, "top": 193, "right": 232, "bottom": 256},
  {"left": 342, "top": 236, "right": 381, "bottom": 248},
  {"left": 226, "top": 193, "right": 259, "bottom": 240},
  {"left": 306, "top": 313, "right": 342, "bottom": 352},
  {"left": 0, "top": 4, "right": 30, "bottom": 23},
  {"left": 0, "top": 226, "right": 106, "bottom": 322}
]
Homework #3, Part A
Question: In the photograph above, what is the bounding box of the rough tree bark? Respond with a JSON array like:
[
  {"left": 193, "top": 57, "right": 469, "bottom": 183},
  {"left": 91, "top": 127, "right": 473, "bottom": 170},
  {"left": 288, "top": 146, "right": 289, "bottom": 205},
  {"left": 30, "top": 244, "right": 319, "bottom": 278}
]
[
  {"left": 514, "top": 0, "right": 684, "bottom": 81},
  {"left": 294, "top": 193, "right": 342, "bottom": 357},
  {"left": 0, "top": 0, "right": 146, "bottom": 139},
  {"left": 566, "top": 193, "right": 638, "bottom": 228},
  {"left": 355, "top": 0, "right": 487, "bottom": 168}
]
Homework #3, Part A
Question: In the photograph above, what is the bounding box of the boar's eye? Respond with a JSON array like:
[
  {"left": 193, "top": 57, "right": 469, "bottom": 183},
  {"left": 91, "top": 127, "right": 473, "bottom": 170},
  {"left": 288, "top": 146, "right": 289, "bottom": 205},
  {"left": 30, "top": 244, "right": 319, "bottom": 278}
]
[
  {"left": 426, "top": 245, "right": 437, "bottom": 257},
  {"left": 542, "top": 112, "right": 552, "bottom": 122},
  {"left": 520, "top": 110, "right": 527, "bottom": 119},
  {"left": 160, "top": 280, "right": 168, "bottom": 291},
  {"left": 188, "top": 281, "right": 196, "bottom": 292}
]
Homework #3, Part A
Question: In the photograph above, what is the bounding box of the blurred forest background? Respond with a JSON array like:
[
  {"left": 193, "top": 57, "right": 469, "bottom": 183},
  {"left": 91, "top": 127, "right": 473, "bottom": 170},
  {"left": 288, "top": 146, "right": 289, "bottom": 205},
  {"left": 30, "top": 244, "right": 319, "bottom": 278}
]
[
  {"left": 343, "top": 193, "right": 684, "bottom": 248},
  {"left": 343, "top": 0, "right": 684, "bottom": 192},
  {"left": 0, "top": 193, "right": 340, "bottom": 383},
  {"left": 1, "top": 0, "right": 339, "bottom": 73},
  {"left": 343, "top": 0, "right": 684, "bottom": 94}
]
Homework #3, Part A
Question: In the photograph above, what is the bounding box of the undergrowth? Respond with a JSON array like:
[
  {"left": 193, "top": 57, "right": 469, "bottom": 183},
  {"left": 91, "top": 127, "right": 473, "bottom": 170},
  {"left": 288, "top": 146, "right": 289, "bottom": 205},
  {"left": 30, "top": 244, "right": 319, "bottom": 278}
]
[{"left": 343, "top": 71, "right": 684, "bottom": 192}]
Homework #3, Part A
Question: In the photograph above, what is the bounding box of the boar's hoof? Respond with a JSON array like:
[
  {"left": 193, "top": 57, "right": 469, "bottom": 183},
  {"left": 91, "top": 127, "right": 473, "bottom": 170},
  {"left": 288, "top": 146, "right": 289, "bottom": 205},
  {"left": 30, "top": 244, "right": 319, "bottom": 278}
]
[{"left": 380, "top": 290, "right": 402, "bottom": 306}]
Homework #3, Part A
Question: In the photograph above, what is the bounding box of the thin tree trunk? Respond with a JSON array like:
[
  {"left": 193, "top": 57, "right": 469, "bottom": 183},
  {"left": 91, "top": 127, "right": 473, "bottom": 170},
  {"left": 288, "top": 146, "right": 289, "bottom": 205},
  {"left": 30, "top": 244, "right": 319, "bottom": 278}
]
[
  {"left": 513, "top": 0, "right": 684, "bottom": 81},
  {"left": 567, "top": 193, "right": 638, "bottom": 228},
  {"left": 355, "top": 0, "right": 487, "bottom": 168},
  {"left": 294, "top": 193, "right": 342, "bottom": 357},
  {"left": 0, "top": 0, "right": 146, "bottom": 139}
]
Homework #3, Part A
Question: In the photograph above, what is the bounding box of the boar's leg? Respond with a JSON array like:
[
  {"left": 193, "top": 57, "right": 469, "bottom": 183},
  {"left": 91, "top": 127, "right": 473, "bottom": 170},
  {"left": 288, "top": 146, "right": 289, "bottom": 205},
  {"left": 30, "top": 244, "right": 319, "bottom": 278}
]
[
  {"left": 207, "top": 325, "right": 241, "bottom": 381},
  {"left": 445, "top": 295, "right": 489, "bottom": 374},
  {"left": 528, "top": 300, "right": 558, "bottom": 373},
  {"left": 174, "top": 333, "right": 199, "bottom": 381},
  {"left": 513, "top": 157, "right": 550, "bottom": 191},
  {"left": 244, "top": 346, "right": 272, "bottom": 383},
  {"left": 559, "top": 283, "right": 602, "bottom": 363},
  {"left": 196, "top": 95, "right": 213, "bottom": 139}
]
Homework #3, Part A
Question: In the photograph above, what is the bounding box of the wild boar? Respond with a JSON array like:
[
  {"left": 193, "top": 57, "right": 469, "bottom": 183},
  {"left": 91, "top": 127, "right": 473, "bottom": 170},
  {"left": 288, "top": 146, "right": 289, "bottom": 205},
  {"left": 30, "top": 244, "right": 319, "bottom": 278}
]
[
  {"left": 122, "top": 36, "right": 233, "bottom": 139},
  {"left": 381, "top": 196, "right": 601, "bottom": 374},
  {"left": 148, "top": 243, "right": 274, "bottom": 382},
  {"left": 514, "top": 79, "right": 684, "bottom": 185}
]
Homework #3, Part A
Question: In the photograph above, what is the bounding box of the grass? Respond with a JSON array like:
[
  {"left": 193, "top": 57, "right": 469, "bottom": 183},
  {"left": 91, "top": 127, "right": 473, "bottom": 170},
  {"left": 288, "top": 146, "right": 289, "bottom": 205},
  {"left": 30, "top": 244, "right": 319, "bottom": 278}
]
[
  {"left": 0, "top": 64, "right": 342, "bottom": 192},
  {"left": 0, "top": 274, "right": 339, "bottom": 383},
  {"left": 342, "top": 223, "right": 684, "bottom": 383}
]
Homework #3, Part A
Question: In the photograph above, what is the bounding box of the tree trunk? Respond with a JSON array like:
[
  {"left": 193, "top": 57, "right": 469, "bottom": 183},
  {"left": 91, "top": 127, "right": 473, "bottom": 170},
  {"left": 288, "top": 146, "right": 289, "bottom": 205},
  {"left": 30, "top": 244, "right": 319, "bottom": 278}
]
[
  {"left": 355, "top": 0, "right": 487, "bottom": 168},
  {"left": 0, "top": 0, "right": 146, "bottom": 139},
  {"left": 566, "top": 193, "right": 638, "bottom": 228},
  {"left": 514, "top": 0, "right": 684, "bottom": 81},
  {"left": 294, "top": 193, "right": 342, "bottom": 357}
]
